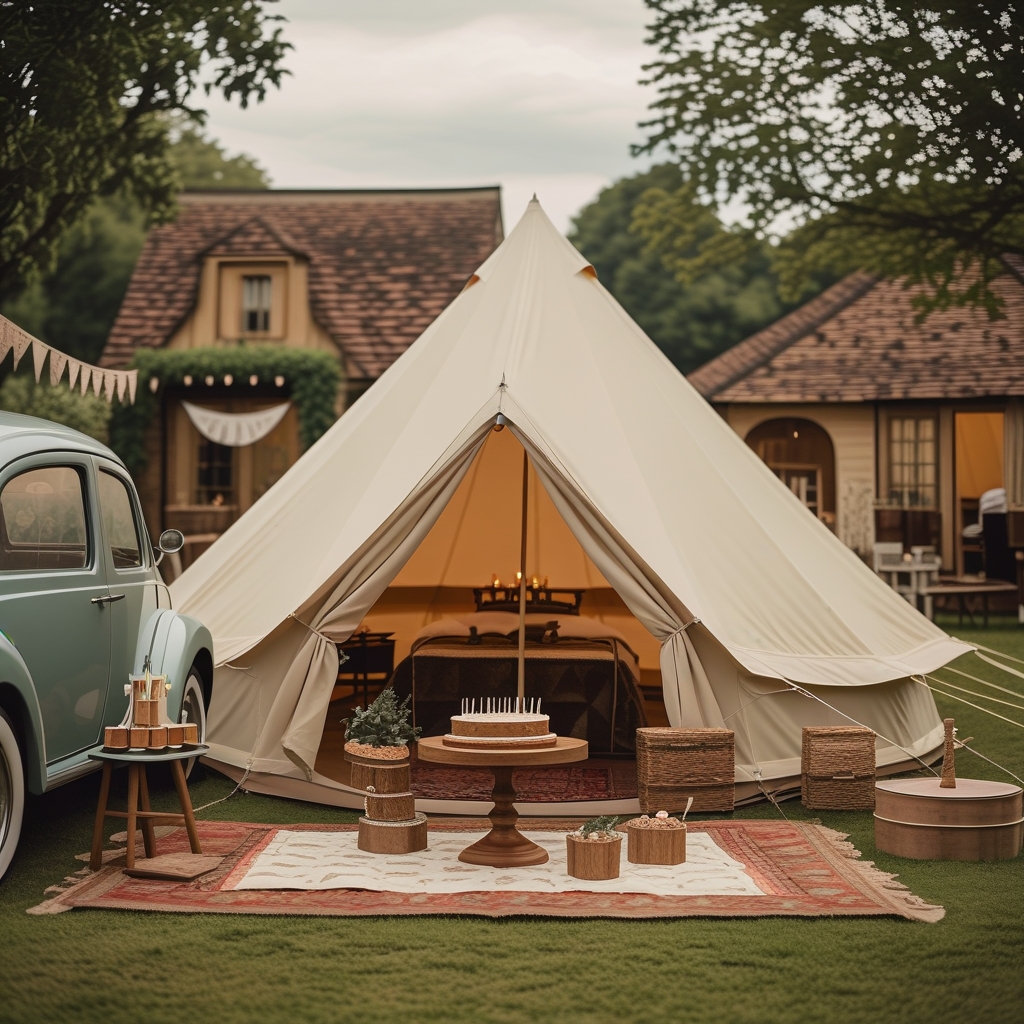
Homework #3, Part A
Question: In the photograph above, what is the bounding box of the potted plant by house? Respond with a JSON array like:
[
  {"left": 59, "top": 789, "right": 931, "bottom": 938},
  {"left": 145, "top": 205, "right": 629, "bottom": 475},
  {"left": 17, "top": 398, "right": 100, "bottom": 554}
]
[{"left": 566, "top": 815, "right": 623, "bottom": 880}]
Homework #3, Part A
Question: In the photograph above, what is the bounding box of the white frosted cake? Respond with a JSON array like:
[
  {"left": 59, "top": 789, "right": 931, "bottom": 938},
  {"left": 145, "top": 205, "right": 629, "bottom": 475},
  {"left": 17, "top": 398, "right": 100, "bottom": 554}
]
[{"left": 443, "top": 711, "right": 557, "bottom": 749}]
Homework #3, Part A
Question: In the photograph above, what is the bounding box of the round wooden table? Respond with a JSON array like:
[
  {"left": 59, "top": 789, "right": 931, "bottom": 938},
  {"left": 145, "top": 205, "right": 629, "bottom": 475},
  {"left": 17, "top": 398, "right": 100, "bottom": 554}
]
[{"left": 416, "top": 735, "right": 588, "bottom": 867}]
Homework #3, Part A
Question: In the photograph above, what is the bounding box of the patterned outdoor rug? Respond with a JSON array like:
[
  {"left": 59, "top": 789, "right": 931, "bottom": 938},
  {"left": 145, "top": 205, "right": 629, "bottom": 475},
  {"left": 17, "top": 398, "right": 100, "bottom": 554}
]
[
  {"left": 28, "top": 818, "right": 943, "bottom": 921},
  {"left": 410, "top": 760, "right": 637, "bottom": 802}
]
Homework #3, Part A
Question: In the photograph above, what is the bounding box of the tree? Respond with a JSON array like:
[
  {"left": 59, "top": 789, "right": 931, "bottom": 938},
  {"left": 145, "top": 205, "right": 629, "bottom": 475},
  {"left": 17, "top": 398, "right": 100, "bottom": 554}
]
[
  {"left": 168, "top": 118, "right": 270, "bottom": 190},
  {"left": 1, "top": 125, "right": 269, "bottom": 366},
  {"left": 637, "top": 0, "right": 1024, "bottom": 312},
  {"left": 0, "top": 0, "right": 289, "bottom": 298},
  {"left": 570, "top": 165, "right": 793, "bottom": 373}
]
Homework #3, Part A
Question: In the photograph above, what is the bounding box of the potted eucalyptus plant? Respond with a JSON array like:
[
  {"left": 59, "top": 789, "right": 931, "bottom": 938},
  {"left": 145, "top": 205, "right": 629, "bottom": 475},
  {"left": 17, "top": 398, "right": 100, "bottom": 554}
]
[{"left": 343, "top": 688, "right": 421, "bottom": 762}]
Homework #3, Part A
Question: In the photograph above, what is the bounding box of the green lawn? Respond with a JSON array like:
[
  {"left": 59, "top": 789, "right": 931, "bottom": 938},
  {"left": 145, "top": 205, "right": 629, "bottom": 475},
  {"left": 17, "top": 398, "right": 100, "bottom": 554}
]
[{"left": 1, "top": 624, "right": 1021, "bottom": 1024}]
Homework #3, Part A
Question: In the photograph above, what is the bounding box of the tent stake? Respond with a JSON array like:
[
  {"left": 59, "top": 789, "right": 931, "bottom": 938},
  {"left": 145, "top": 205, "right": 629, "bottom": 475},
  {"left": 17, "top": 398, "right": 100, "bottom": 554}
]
[{"left": 517, "top": 447, "right": 528, "bottom": 702}]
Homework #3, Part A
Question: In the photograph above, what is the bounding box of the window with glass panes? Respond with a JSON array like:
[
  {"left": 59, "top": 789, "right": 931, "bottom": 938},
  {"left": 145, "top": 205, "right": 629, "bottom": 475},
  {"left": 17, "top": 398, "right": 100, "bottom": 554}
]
[
  {"left": 242, "top": 275, "right": 272, "bottom": 333},
  {"left": 196, "top": 441, "right": 233, "bottom": 505},
  {"left": 889, "top": 417, "right": 937, "bottom": 507}
]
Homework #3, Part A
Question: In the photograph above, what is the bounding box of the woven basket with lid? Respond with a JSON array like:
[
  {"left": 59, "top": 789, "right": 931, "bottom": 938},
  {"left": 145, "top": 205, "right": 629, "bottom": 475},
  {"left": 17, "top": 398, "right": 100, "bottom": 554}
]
[
  {"left": 635, "top": 728, "right": 735, "bottom": 813},
  {"left": 801, "top": 726, "right": 876, "bottom": 810}
]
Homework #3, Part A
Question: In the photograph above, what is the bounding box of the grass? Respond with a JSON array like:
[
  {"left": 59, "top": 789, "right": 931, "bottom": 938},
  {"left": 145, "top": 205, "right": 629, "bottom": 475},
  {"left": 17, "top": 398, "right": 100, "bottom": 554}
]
[{"left": 0, "top": 624, "right": 1021, "bottom": 1024}]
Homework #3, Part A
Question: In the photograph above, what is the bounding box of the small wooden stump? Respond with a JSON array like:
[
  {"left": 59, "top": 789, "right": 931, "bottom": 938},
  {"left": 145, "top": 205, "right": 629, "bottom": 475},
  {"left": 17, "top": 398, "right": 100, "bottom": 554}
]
[
  {"left": 626, "top": 823, "right": 686, "bottom": 865},
  {"left": 364, "top": 791, "right": 416, "bottom": 821},
  {"left": 357, "top": 813, "right": 428, "bottom": 854},
  {"left": 129, "top": 727, "right": 149, "bottom": 748},
  {"left": 147, "top": 726, "right": 167, "bottom": 750},
  {"left": 565, "top": 834, "right": 621, "bottom": 880},
  {"left": 104, "top": 727, "right": 129, "bottom": 749},
  {"left": 349, "top": 758, "right": 411, "bottom": 794}
]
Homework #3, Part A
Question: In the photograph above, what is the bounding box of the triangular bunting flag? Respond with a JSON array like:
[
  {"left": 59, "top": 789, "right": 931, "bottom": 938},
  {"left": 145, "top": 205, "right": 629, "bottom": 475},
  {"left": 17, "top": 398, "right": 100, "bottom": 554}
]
[
  {"left": 92, "top": 366, "right": 104, "bottom": 398},
  {"left": 0, "top": 320, "right": 13, "bottom": 365},
  {"left": 127, "top": 369, "right": 138, "bottom": 405},
  {"left": 115, "top": 371, "right": 128, "bottom": 403},
  {"left": 67, "top": 358, "right": 81, "bottom": 390},
  {"left": 103, "top": 369, "right": 116, "bottom": 403},
  {"left": 32, "top": 338, "right": 48, "bottom": 383},
  {"left": 49, "top": 349, "right": 68, "bottom": 387},
  {"left": 12, "top": 329, "right": 32, "bottom": 370},
  {"left": 79, "top": 365, "right": 91, "bottom": 396}
]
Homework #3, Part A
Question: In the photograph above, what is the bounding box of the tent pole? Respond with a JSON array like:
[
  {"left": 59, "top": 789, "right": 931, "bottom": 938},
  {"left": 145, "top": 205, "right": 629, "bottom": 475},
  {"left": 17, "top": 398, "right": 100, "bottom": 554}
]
[{"left": 517, "top": 448, "right": 528, "bottom": 702}]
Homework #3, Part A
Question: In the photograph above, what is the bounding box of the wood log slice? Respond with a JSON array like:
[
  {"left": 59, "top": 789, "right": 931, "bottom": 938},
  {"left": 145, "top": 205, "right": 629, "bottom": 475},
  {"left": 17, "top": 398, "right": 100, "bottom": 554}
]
[
  {"left": 364, "top": 791, "right": 416, "bottom": 822},
  {"left": 565, "top": 834, "right": 621, "bottom": 880},
  {"left": 349, "top": 760, "right": 411, "bottom": 794},
  {"left": 626, "top": 824, "right": 686, "bottom": 865},
  {"left": 357, "top": 813, "right": 428, "bottom": 854},
  {"left": 104, "top": 727, "right": 129, "bottom": 749}
]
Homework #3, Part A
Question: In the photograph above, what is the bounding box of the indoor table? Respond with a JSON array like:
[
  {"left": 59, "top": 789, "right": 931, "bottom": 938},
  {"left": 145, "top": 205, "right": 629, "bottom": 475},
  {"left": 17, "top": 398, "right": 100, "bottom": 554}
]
[{"left": 416, "top": 734, "right": 588, "bottom": 867}]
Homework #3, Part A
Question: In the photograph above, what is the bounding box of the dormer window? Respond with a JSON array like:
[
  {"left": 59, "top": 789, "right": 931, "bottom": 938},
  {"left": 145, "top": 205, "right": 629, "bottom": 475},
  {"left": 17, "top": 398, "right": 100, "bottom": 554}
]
[{"left": 242, "top": 275, "right": 272, "bottom": 333}]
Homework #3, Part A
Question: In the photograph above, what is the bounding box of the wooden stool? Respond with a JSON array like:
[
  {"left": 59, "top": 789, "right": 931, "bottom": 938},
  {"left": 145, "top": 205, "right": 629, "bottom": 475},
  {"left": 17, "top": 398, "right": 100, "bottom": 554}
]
[{"left": 88, "top": 746, "right": 209, "bottom": 870}]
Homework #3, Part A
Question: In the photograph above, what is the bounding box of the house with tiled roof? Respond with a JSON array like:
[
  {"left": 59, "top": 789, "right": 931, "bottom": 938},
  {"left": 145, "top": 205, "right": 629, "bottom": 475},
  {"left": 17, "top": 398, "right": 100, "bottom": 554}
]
[
  {"left": 688, "top": 262, "right": 1024, "bottom": 575},
  {"left": 101, "top": 187, "right": 503, "bottom": 551}
]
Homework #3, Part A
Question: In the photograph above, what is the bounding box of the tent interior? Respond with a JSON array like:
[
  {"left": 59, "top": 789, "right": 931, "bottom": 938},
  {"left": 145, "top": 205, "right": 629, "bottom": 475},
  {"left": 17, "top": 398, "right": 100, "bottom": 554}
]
[{"left": 311, "top": 425, "right": 669, "bottom": 804}]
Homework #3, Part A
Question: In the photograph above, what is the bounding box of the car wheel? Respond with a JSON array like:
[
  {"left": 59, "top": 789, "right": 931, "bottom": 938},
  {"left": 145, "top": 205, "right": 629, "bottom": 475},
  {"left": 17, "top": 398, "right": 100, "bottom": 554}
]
[
  {"left": 179, "top": 668, "right": 207, "bottom": 780},
  {"left": 0, "top": 709, "right": 26, "bottom": 882}
]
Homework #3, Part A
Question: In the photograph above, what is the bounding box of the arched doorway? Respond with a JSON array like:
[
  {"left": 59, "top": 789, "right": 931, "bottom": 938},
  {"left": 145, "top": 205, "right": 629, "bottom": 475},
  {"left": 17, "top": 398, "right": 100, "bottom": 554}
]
[{"left": 745, "top": 418, "right": 837, "bottom": 528}]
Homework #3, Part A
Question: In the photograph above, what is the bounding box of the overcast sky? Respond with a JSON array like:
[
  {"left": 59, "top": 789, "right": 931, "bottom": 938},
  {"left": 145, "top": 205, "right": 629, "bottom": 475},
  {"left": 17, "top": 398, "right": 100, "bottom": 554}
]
[{"left": 202, "top": 0, "right": 656, "bottom": 234}]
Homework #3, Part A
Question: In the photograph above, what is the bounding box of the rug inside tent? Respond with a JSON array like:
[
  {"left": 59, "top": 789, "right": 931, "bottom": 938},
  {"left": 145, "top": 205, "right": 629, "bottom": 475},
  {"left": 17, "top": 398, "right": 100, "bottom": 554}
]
[{"left": 31, "top": 819, "right": 943, "bottom": 921}]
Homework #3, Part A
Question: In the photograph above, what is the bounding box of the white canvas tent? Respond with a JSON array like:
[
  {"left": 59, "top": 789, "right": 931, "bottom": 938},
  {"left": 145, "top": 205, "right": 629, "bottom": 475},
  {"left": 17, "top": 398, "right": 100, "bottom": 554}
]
[{"left": 171, "top": 199, "right": 970, "bottom": 812}]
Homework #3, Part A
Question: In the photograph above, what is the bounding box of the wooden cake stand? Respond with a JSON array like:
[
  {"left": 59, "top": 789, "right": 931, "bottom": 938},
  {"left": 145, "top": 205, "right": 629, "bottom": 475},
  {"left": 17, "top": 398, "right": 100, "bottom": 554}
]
[{"left": 416, "top": 735, "right": 588, "bottom": 867}]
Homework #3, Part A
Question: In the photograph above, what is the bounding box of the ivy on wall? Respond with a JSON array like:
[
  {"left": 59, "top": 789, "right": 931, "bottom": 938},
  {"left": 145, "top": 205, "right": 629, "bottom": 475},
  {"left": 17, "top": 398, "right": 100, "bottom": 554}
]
[{"left": 109, "top": 346, "right": 341, "bottom": 475}]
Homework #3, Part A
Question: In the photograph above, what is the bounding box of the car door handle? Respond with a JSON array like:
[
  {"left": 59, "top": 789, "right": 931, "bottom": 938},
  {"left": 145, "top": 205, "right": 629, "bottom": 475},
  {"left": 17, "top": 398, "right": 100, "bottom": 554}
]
[{"left": 91, "top": 593, "right": 126, "bottom": 605}]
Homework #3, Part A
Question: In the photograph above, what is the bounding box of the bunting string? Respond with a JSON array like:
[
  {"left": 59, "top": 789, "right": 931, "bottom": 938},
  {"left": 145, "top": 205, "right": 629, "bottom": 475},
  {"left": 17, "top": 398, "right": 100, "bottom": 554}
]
[{"left": 0, "top": 314, "right": 137, "bottom": 404}]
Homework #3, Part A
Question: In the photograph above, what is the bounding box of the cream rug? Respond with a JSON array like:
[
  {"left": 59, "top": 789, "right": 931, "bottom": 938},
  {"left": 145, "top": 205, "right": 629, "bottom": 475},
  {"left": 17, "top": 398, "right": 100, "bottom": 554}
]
[{"left": 227, "top": 829, "right": 767, "bottom": 897}]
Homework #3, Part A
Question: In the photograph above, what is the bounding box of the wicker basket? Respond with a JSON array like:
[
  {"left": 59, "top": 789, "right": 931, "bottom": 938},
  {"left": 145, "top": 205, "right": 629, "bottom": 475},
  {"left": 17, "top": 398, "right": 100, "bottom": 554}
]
[
  {"left": 635, "top": 728, "right": 735, "bottom": 813},
  {"left": 801, "top": 726, "right": 876, "bottom": 810}
]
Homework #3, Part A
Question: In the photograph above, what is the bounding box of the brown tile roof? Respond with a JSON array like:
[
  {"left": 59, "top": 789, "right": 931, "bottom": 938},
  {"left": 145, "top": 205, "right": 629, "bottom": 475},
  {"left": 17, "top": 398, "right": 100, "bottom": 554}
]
[
  {"left": 101, "top": 188, "right": 503, "bottom": 377},
  {"left": 688, "top": 268, "right": 1024, "bottom": 403}
]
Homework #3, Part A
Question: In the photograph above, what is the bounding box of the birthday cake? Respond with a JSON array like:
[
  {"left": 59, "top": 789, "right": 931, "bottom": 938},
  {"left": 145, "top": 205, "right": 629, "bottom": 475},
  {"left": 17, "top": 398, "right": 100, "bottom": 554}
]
[{"left": 443, "top": 699, "right": 557, "bottom": 749}]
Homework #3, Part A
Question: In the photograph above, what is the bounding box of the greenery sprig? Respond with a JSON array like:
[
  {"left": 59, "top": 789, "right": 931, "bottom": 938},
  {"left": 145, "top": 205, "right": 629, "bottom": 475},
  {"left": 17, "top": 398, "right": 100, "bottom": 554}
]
[
  {"left": 344, "top": 689, "right": 421, "bottom": 749},
  {"left": 576, "top": 815, "right": 623, "bottom": 838}
]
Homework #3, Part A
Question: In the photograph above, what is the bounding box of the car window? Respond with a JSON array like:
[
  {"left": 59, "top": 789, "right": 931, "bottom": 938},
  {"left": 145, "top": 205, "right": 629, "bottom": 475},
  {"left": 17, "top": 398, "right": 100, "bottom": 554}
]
[
  {"left": 0, "top": 466, "right": 88, "bottom": 571},
  {"left": 98, "top": 471, "right": 142, "bottom": 569}
]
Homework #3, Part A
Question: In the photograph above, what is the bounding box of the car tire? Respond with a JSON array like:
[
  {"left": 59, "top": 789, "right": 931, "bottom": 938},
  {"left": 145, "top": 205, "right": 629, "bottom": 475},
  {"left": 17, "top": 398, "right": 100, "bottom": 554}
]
[
  {"left": 0, "top": 709, "right": 26, "bottom": 882},
  {"left": 179, "top": 668, "right": 207, "bottom": 780}
]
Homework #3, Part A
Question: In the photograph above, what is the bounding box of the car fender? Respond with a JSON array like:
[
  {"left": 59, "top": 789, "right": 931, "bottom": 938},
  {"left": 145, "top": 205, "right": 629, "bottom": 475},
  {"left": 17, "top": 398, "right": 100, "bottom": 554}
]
[
  {"left": 0, "top": 631, "right": 46, "bottom": 794},
  {"left": 134, "top": 609, "right": 214, "bottom": 719}
]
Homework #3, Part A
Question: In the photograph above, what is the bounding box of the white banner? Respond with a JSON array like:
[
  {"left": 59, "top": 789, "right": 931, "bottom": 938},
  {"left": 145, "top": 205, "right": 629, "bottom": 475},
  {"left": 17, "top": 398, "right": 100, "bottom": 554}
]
[{"left": 182, "top": 400, "right": 291, "bottom": 447}]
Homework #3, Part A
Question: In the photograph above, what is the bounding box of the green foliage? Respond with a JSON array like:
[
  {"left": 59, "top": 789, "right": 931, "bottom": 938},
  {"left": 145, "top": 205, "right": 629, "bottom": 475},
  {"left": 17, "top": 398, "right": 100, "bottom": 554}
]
[
  {"left": 576, "top": 815, "right": 623, "bottom": 838},
  {"left": 638, "top": 0, "right": 1024, "bottom": 313},
  {"left": 343, "top": 689, "right": 421, "bottom": 749},
  {"left": 108, "top": 346, "right": 340, "bottom": 476},
  {"left": 569, "top": 165, "right": 800, "bottom": 372},
  {"left": 1, "top": 196, "right": 147, "bottom": 365},
  {"left": 0, "top": 0, "right": 290, "bottom": 297},
  {"left": 169, "top": 117, "right": 270, "bottom": 190},
  {"left": 0, "top": 372, "right": 111, "bottom": 444},
  {"left": 0, "top": 125, "right": 269, "bottom": 365}
]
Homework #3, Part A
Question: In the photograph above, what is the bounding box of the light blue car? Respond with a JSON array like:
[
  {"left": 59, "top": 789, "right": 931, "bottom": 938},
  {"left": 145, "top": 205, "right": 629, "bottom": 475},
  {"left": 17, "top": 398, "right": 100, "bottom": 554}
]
[{"left": 0, "top": 412, "right": 213, "bottom": 879}]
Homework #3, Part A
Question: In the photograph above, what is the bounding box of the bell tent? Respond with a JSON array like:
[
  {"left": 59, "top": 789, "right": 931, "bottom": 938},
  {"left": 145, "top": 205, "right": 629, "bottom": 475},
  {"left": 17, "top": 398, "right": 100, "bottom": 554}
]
[{"left": 170, "top": 199, "right": 969, "bottom": 812}]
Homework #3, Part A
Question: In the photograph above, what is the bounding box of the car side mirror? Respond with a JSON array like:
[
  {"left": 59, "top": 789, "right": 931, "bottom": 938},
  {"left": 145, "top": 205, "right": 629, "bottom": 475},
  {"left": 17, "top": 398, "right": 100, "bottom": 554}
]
[{"left": 155, "top": 529, "right": 185, "bottom": 565}]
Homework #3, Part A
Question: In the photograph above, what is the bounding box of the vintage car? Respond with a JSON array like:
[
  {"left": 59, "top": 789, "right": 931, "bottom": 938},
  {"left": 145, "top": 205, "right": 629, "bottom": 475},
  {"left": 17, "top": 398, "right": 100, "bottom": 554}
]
[{"left": 0, "top": 411, "right": 213, "bottom": 879}]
